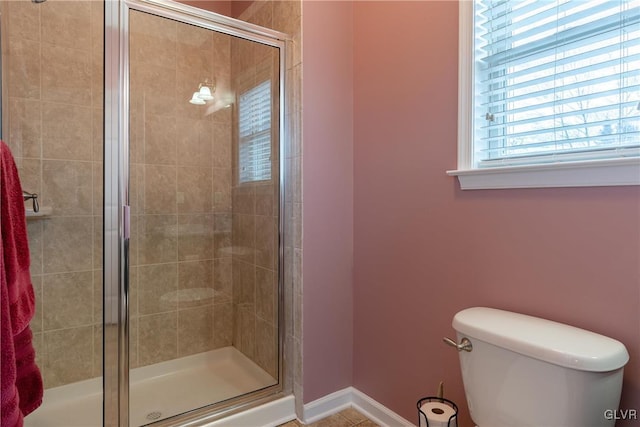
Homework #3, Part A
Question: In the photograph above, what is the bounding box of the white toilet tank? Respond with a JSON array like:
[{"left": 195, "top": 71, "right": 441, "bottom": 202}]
[{"left": 452, "top": 307, "right": 629, "bottom": 427}]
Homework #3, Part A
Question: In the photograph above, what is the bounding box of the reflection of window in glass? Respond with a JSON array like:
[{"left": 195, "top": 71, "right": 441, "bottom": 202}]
[{"left": 239, "top": 80, "right": 272, "bottom": 183}]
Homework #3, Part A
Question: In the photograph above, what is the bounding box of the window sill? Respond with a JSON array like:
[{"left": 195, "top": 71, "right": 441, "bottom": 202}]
[{"left": 446, "top": 158, "right": 640, "bottom": 190}]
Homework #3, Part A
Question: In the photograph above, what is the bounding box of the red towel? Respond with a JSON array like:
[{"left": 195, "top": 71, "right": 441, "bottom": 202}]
[
  {"left": 2, "top": 253, "right": 24, "bottom": 427},
  {"left": 1, "top": 140, "right": 43, "bottom": 426},
  {"left": 1, "top": 141, "right": 34, "bottom": 334}
]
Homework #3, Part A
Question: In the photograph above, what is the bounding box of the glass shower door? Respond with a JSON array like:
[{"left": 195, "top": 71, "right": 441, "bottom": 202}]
[{"left": 125, "top": 4, "right": 282, "bottom": 425}]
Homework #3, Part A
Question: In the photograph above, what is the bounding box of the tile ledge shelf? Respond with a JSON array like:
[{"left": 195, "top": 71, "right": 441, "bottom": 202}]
[{"left": 26, "top": 206, "right": 53, "bottom": 220}]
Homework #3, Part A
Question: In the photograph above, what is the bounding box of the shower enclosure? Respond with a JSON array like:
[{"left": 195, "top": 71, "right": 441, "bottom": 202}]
[{"left": 1, "top": 0, "right": 289, "bottom": 425}]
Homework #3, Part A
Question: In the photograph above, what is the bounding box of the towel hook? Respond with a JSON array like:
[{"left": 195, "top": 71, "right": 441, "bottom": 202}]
[{"left": 23, "top": 191, "right": 39, "bottom": 213}]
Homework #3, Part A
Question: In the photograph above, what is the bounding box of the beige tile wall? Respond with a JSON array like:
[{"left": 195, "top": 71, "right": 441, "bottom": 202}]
[
  {"left": 1, "top": 0, "right": 105, "bottom": 389},
  {"left": 229, "top": 37, "right": 280, "bottom": 379},
  {"left": 128, "top": 10, "right": 235, "bottom": 369}
]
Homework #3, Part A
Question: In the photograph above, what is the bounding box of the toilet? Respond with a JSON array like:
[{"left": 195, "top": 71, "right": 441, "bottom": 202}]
[{"left": 448, "top": 307, "right": 629, "bottom": 427}]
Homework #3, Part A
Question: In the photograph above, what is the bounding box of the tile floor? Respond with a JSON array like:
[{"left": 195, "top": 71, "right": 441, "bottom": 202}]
[{"left": 278, "top": 408, "right": 380, "bottom": 427}]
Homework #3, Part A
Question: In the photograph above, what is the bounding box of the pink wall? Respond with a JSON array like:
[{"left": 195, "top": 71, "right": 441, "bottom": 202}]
[
  {"left": 230, "top": 1, "right": 253, "bottom": 18},
  {"left": 177, "top": 0, "right": 250, "bottom": 18},
  {"left": 299, "top": 0, "right": 639, "bottom": 423},
  {"left": 177, "top": 0, "right": 231, "bottom": 16},
  {"left": 302, "top": 1, "right": 355, "bottom": 404},
  {"left": 352, "top": 1, "right": 640, "bottom": 426}
]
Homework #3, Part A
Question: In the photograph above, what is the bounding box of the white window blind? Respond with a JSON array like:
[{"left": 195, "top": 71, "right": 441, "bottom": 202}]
[
  {"left": 474, "top": 0, "right": 640, "bottom": 168},
  {"left": 239, "top": 80, "right": 272, "bottom": 183}
]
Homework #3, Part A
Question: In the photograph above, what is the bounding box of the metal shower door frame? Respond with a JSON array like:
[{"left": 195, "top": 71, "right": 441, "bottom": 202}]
[{"left": 103, "top": 1, "right": 288, "bottom": 424}]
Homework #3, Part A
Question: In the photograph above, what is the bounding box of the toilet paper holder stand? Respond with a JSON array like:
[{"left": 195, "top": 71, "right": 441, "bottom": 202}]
[{"left": 417, "top": 396, "right": 458, "bottom": 427}]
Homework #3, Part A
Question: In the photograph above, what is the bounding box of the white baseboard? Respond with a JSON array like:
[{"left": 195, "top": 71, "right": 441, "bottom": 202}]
[
  {"left": 201, "top": 387, "right": 416, "bottom": 427},
  {"left": 203, "top": 395, "right": 296, "bottom": 427},
  {"left": 303, "top": 387, "right": 416, "bottom": 427},
  {"left": 303, "top": 388, "right": 354, "bottom": 423}
]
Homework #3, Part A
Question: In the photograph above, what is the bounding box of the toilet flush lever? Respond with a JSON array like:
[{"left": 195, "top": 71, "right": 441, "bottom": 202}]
[{"left": 443, "top": 337, "right": 473, "bottom": 352}]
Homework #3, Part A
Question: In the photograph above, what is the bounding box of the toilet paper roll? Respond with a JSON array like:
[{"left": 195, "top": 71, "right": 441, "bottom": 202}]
[{"left": 419, "top": 401, "right": 457, "bottom": 427}]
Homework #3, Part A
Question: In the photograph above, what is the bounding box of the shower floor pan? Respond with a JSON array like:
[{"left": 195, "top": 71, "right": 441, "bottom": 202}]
[{"left": 25, "top": 346, "right": 277, "bottom": 426}]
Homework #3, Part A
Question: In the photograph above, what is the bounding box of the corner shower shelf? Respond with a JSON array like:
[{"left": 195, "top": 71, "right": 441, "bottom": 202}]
[{"left": 26, "top": 206, "right": 52, "bottom": 220}]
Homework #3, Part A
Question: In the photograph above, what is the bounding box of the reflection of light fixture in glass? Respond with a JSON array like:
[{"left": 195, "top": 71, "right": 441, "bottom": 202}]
[
  {"left": 189, "top": 92, "right": 206, "bottom": 105},
  {"left": 198, "top": 85, "right": 214, "bottom": 101},
  {"left": 188, "top": 78, "right": 216, "bottom": 105}
]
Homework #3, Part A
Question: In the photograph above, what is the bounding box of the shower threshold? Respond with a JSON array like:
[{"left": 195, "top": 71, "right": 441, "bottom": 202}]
[{"left": 24, "top": 346, "right": 277, "bottom": 427}]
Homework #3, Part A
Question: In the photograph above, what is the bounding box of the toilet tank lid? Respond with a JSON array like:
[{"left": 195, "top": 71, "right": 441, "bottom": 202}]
[{"left": 452, "top": 307, "right": 629, "bottom": 372}]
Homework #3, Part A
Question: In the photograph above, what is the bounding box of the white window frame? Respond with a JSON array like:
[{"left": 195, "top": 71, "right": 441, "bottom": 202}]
[{"left": 447, "top": 0, "right": 640, "bottom": 190}]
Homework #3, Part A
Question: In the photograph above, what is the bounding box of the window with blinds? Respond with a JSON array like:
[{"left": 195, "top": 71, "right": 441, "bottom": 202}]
[
  {"left": 239, "top": 80, "right": 272, "bottom": 183},
  {"left": 474, "top": 0, "right": 640, "bottom": 168}
]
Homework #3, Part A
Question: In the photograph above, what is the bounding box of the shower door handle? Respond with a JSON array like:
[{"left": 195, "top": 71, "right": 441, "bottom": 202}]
[
  {"left": 443, "top": 337, "right": 473, "bottom": 352},
  {"left": 123, "top": 205, "right": 130, "bottom": 240}
]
